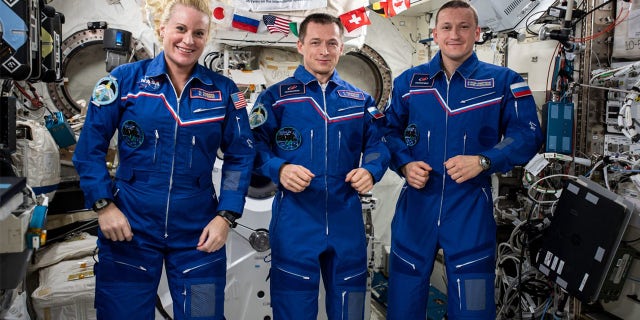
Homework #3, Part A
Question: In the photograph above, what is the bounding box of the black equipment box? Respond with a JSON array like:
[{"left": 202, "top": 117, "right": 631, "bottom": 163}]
[
  {"left": 0, "top": 0, "right": 40, "bottom": 80},
  {"left": 535, "top": 177, "right": 633, "bottom": 303}
]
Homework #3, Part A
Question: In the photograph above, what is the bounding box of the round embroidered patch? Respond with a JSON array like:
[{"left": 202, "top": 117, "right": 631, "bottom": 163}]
[
  {"left": 249, "top": 103, "right": 268, "bottom": 129},
  {"left": 404, "top": 124, "right": 419, "bottom": 147},
  {"left": 275, "top": 127, "right": 302, "bottom": 151},
  {"left": 92, "top": 76, "right": 118, "bottom": 106},
  {"left": 121, "top": 120, "right": 144, "bottom": 148}
]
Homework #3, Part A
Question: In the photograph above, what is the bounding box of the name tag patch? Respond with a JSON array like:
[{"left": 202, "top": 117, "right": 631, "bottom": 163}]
[
  {"left": 410, "top": 73, "right": 434, "bottom": 88},
  {"left": 337, "top": 90, "right": 365, "bottom": 100},
  {"left": 280, "top": 83, "right": 305, "bottom": 97},
  {"left": 190, "top": 88, "right": 222, "bottom": 101},
  {"left": 465, "top": 78, "right": 494, "bottom": 89}
]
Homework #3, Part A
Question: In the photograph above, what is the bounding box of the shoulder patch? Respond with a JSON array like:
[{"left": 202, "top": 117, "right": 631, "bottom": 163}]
[
  {"left": 191, "top": 88, "right": 222, "bottom": 101},
  {"left": 231, "top": 92, "right": 247, "bottom": 109},
  {"left": 410, "top": 73, "right": 434, "bottom": 88},
  {"left": 249, "top": 103, "right": 268, "bottom": 129},
  {"left": 510, "top": 82, "right": 532, "bottom": 98},
  {"left": 92, "top": 76, "right": 118, "bottom": 106},
  {"left": 367, "top": 106, "right": 385, "bottom": 119},
  {"left": 337, "top": 90, "right": 365, "bottom": 100},
  {"left": 279, "top": 83, "right": 305, "bottom": 97},
  {"left": 465, "top": 78, "right": 494, "bottom": 89}
]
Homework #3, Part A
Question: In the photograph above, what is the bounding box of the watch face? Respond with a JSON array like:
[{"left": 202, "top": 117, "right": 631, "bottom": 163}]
[
  {"left": 480, "top": 156, "right": 491, "bottom": 170},
  {"left": 95, "top": 199, "right": 110, "bottom": 210}
]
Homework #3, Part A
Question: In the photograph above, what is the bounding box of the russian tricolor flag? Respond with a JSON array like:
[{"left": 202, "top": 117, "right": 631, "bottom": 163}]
[
  {"left": 232, "top": 13, "right": 260, "bottom": 33},
  {"left": 368, "top": 106, "right": 385, "bottom": 119},
  {"left": 510, "top": 82, "right": 532, "bottom": 98}
]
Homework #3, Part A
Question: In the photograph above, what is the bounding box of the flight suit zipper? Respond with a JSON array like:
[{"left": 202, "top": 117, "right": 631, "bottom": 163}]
[
  {"left": 153, "top": 130, "right": 159, "bottom": 164},
  {"left": 322, "top": 85, "right": 329, "bottom": 235},
  {"left": 189, "top": 136, "right": 195, "bottom": 168}
]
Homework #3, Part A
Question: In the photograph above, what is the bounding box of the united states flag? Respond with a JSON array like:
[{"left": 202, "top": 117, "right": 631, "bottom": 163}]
[
  {"left": 263, "top": 14, "right": 291, "bottom": 35},
  {"left": 231, "top": 92, "right": 247, "bottom": 109}
]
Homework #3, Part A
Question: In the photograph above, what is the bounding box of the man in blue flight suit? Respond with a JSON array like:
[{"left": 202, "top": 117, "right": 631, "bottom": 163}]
[
  {"left": 72, "top": 1, "right": 254, "bottom": 319},
  {"left": 250, "top": 13, "right": 390, "bottom": 320},
  {"left": 384, "top": 1, "right": 543, "bottom": 319}
]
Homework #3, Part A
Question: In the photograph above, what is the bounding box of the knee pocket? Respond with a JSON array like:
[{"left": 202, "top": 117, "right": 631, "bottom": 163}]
[
  {"left": 183, "top": 277, "right": 224, "bottom": 319},
  {"left": 450, "top": 272, "right": 495, "bottom": 319}
]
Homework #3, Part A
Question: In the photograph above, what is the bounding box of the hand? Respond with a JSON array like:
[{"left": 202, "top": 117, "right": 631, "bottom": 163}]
[
  {"left": 279, "top": 164, "right": 315, "bottom": 192},
  {"left": 97, "top": 203, "right": 133, "bottom": 241},
  {"left": 345, "top": 168, "right": 374, "bottom": 194},
  {"left": 401, "top": 161, "right": 432, "bottom": 189},
  {"left": 197, "top": 216, "right": 230, "bottom": 253},
  {"left": 444, "top": 155, "right": 484, "bottom": 184}
]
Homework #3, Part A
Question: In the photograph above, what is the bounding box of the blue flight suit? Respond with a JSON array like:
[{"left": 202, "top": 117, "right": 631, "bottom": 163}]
[
  {"left": 384, "top": 52, "right": 543, "bottom": 319},
  {"left": 251, "top": 66, "right": 389, "bottom": 320},
  {"left": 72, "top": 52, "right": 255, "bottom": 320}
]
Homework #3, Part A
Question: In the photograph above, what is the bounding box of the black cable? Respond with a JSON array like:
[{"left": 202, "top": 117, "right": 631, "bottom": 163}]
[
  {"left": 155, "top": 295, "right": 173, "bottom": 320},
  {"left": 571, "top": 0, "right": 615, "bottom": 27}
]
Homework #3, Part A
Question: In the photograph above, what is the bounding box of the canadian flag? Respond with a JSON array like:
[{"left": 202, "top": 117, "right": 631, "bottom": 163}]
[{"left": 387, "top": 0, "right": 410, "bottom": 17}]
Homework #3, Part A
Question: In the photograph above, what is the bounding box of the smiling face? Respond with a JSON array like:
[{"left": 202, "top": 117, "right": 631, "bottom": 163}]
[
  {"left": 160, "top": 4, "right": 210, "bottom": 74},
  {"left": 297, "top": 21, "right": 344, "bottom": 84},
  {"left": 433, "top": 6, "right": 480, "bottom": 72}
]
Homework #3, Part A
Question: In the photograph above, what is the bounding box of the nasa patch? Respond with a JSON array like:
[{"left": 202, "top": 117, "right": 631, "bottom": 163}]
[
  {"left": 138, "top": 76, "right": 161, "bottom": 91},
  {"left": 279, "top": 83, "right": 305, "bottom": 97},
  {"left": 249, "top": 103, "right": 268, "bottom": 129},
  {"left": 121, "top": 120, "right": 144, "bottom": 148},
  {"left": 410, "top": 73, "right": 434, "bottom": 88},
  {"left": 92, "top": 76, "right": 118, "bottom": 106},
  {"left": 275, "top": 127, "right": 302, "bottom": 151},
  {"left": 404, "top": 124, "right": 419, "bottom": 147}
]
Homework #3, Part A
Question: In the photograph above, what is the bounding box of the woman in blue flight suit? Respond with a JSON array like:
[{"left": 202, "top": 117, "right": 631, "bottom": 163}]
[{"left": 72, "top": 1, "right": 254, "bottom": 319}]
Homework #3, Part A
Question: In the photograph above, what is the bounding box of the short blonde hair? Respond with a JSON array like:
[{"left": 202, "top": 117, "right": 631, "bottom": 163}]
[{"left": 160, "top": 0, "right": 211, "bottom": 33}]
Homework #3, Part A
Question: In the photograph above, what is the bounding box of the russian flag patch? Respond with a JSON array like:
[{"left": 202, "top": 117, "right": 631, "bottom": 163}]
[
  {"left": 368, "top": 106, "right": 385, "bottom": 119},
  {"left": 510, "top": 82, "right": 532, "bottom": 98}
]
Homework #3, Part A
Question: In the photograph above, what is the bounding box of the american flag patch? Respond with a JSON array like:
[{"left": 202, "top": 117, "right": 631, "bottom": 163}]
[
  {"left": 510, "top": 82, "right": 532, "bottom": 98},
  {"left": 231, "top": 92, "right": 247, "bottom": 109},
  {"left": 367, "top": 106, "right": 385, "bottom": 119}
]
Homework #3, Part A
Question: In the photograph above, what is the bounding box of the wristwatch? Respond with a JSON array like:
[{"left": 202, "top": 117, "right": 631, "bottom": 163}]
[
  {"left": 93, "top": 198, "right": 113, "bottom": 212},
  {"left": 217, "top": 210, "right": 241, "bottom": 228},
  {"left": 479, "top": 155, "right": 491, "bottom": 171}
]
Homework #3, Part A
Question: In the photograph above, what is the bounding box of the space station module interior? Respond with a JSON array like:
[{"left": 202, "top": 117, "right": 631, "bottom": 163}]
[{"left": 2, "top": 0, "right": 640, "bottom": 319}]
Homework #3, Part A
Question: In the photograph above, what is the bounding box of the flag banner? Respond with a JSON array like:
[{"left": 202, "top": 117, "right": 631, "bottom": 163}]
[
  {"left": 232, "top": 13, "right": 260, "bottom": 33},
  {"left": 386, "top": 0, "right": 410, "bottom": 17},
  {"left": 339, "top": 7, "right": 371, "bottom": 33},
  {"left": 263, "top": 14, "right": 292, "bottom": 35},
  {"left": 370, "top": 1, "right": 388, "bottom": 18},
  {"left": 211, "top": 1, "right": 234, "bottom": 26},
  {"left": 233, "top": 0, "right": 326, "bottom": 12}
]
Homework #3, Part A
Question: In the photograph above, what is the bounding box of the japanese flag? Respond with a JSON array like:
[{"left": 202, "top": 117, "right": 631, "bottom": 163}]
[{"left": 211, "top": 1, "right": 233, "bottom": 26}]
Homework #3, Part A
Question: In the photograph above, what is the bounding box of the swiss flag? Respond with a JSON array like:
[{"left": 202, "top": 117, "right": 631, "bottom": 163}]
[
  {"left": 386, "top": 0, "right": 410, "bottom": 17},
  {"left": 339, "top": 7, "right": 371, "bottom": 33}
]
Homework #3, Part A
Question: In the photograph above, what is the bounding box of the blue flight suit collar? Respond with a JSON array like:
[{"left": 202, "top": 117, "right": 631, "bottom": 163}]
[
  {"left": 292, "top": 65, "right": 345, "bottom": 87},
  {"left": 427, "top": 51, "right": 481, "bottom": 80},
  {"left": 145, "top": 51, "right": 216, "bottom": 86}
]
